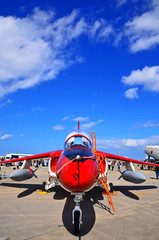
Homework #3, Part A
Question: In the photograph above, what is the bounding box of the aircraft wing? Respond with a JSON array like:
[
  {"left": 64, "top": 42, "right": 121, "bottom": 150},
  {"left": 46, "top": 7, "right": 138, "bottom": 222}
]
[
  {"left": 1, "top": 149, "right": 159, "bottom": 167},
  {"left": 0, "top": 150, "right": 63, "bottom": 182},
  {"left": 0, "top": 151, "right": 54, "bottom": 164},
  {"left": 98, "top": 151, "right": 159, "bottom": 167},
  {"left": 97, "top": 151, "right": 159, "bottom": 184}
]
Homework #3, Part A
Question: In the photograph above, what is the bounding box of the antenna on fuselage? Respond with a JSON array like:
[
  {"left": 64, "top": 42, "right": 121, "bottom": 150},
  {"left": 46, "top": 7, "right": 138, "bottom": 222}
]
[{"left": 78, "top": 120, "right": 80, "bottom": 130}]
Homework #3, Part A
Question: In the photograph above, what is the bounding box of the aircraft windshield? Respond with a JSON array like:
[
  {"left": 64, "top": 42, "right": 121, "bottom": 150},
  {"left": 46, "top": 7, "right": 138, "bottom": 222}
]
[{"left": 64, "top": 136, "right": 92, "bottom": 150}]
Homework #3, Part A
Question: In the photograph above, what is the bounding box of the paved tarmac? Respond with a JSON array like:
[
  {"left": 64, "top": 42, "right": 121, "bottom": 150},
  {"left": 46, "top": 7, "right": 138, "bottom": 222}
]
[{"left": 0, "top": 165, "right": 159, "bottom": 240}]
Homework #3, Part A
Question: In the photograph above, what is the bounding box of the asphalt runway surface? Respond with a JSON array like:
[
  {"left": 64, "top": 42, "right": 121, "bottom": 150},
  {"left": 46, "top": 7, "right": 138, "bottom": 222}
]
[{"left": 0, "top": 165, "right": 159, "bottom": 240}]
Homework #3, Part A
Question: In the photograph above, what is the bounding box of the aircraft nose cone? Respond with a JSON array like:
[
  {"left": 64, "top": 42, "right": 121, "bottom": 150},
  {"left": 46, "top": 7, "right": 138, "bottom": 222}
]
[
  {"left": 145, "top": 146, "right": 152, "bottom": 155},
  {"left": 145, "top": 146, "right": 149, "bottom": 154}
]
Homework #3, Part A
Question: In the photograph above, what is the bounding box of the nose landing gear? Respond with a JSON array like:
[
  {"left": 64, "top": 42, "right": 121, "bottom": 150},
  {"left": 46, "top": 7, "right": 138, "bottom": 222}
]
[{"left": 72, "top": 192, "right": 84, "bottom": 234}]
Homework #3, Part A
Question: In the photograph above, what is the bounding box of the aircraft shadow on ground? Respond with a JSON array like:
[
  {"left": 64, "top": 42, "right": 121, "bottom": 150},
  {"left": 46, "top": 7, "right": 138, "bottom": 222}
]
[
  {"left": 0, "top": 182, "right": 112, "bottom": 237},
  {"left": 1, "top": 183, "right": 157, "bottom": 237},
  {"left": 114, "top": 185, "right": 158, "bottom": 200},
  {"left": 51, "top": 186, "right": 113, "bottom": 237},
  {"left": 60, "top": 186, "right": 113, "bottom": 237},
  {"left": 0, "top": 182, "right": 42, "bottom": 198}
]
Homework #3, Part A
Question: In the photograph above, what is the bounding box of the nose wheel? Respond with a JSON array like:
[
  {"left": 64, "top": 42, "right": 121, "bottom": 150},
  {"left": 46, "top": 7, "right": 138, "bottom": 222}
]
[
  {"left": 72, "top": 193, "right": 84, "bottom": 234},
  {"left": 72, "top": 205, "right": 82, "bottom": 234}
]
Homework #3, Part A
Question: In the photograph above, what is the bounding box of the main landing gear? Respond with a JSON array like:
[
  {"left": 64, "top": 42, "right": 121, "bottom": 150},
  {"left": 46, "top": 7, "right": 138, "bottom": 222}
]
[
  {"left": 109, "top": 182, "right": 114, "bottom": 193},
  {"left": 42, "top": 176, "right": 59, "bottom": 191},
  {"left": 72, "top": 192, "right": 84, "bottom": 234}
]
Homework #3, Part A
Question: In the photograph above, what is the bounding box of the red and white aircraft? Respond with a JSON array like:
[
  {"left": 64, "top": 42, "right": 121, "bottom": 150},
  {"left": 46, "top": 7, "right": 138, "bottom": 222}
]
[{"left": 1, "top": 123, "right": 159, "bottom": 233}]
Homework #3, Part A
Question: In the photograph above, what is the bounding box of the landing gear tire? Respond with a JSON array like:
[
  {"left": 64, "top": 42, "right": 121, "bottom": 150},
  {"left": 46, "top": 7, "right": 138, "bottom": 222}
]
[
  {"left": 42, "top": 181, "right": 46, "bottom": 191},
  {"left": 109, "top": 182, "right": 114, "bottom": 193},
  {"left": 74, "top": 211, "right": 80, "bottom": 234}
]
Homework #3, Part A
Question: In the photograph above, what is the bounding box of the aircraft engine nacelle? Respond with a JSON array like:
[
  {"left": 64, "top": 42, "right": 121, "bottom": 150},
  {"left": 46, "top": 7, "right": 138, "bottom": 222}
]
[
  {"left": 48, "top": 150, "right": 63, "bottom": 177},
  {"left": 10, "top": 169, "right": 34, "bottom": 181},
  {"left": 122, "top": 170, "right": 146, "bottom": 184}
]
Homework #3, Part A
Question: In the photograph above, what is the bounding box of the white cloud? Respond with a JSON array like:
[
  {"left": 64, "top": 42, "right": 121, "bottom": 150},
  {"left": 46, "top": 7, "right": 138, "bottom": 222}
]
[
  {"left": 124, "top": 87, "right": 138, "bottom": 99},
  {"left": 131, "top": 121, "right": 159, "bottom": 130},
  {"left": 122, "top": 65, "right": 159, "bottom": 92},
  {"left": 81, "top": 119, "right": 104, "bottom": 130},
  {"left": 0, "top": 134, "right": 13, "bottom": 140},
  {"left": 96, "top": 25, "right": 114, "bottom": 40},
  {"left": 142, "top": 122, "right": 159, "bottom": 127},
  {"left": 0, "top": 98, "right": 11, "bottom": 108},
  {"left": 72, "top": 116, "right": 89, "bottom": 122},
  {"left": 0, "top": 8, "right": 113, "bottom": 98},
  {"left": 116, "top": 0, "right": 127, "bottom": 7},
  {"left": 97, "top": 135, "right": 159, "bottom": 150},
  {"left": 32, "top": 106, "right": 45, "bottom": 113},
  {"left": 61, "top": 116, "right": 70, "bottom": 121},
  {"left": 90, "top": 19, "right": 114, "bottom": 40},
  {"left": 125, "top": 0, "right": 159, "bottom": 52},
  {"left": 52, "top": 125, "right": 65, "bottom": 130}
]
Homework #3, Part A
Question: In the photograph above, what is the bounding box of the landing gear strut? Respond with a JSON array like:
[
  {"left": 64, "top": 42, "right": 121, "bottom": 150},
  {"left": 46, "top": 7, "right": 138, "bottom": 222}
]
[
  {"left": 42, "top": 176, "right": 59, "bottom": 191},
  {"left": 72, "top": 193, "right": 84, "bottom": 234},
  {"left": 109, "top": 182, "right": 114, "bottom": 193}
]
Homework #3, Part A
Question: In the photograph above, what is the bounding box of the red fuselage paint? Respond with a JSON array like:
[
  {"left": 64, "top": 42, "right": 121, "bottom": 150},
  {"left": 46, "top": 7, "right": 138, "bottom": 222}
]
[{"left": 56, "top": 148, "right": 99, "bottom": 192}]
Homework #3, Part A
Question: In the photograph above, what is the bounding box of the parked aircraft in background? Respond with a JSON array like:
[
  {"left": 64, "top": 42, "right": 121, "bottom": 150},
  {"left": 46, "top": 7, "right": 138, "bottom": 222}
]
[
  {"left": 1, "top": 122, "right": 159, "bottom": 234},
  {"left": 145, "top": 145, "right": 159, "bottom": 161}
]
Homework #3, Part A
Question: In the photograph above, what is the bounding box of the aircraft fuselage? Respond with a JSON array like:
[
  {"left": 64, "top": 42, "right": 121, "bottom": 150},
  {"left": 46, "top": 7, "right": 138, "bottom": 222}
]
[{"left": 145, "top": 145, "right": 159, "bottom": 161}]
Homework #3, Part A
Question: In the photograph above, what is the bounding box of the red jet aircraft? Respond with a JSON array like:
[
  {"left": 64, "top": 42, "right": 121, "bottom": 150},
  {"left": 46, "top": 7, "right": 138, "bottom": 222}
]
[{"left": 1, "top": 123, "right": 159, "bottom": 233}]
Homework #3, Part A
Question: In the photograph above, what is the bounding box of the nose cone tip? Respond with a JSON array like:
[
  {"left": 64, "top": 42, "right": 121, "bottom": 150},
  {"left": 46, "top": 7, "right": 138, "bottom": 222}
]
[
  {"left": 145, "top": 146, "right": 149, "bottom": 154},
  {"left": 141, "top": 175, "right": 146, "bottom": 182},
  {"left": 10, "top": 171, "right": 15, "bottom": 179},
  {"left": 10, "top": 170, "right": 20, "bottom": 180},
  {"left": 137, "top": 172, "right": 146, "bottom": 183}
]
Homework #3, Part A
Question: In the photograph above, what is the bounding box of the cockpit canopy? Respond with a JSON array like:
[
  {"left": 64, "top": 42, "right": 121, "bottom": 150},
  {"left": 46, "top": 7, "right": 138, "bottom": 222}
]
[{"left": 64, "top": 131, "right": 92, "bottom": 151}]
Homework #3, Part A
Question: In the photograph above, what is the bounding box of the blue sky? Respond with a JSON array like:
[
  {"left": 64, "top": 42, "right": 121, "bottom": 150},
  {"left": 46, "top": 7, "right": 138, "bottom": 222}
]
[{"left": 0, "top": 0, "right": 159, "bottom": 159}]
